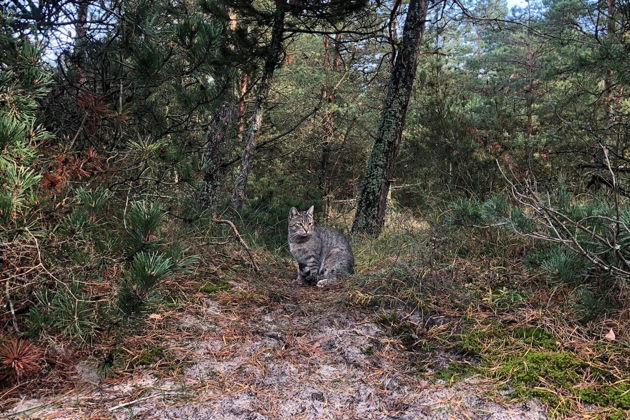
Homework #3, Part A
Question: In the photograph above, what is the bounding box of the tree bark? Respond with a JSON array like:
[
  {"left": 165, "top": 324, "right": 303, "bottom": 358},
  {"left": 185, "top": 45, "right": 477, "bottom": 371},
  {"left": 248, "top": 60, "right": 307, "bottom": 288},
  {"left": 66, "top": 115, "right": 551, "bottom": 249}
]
[
  {"left": 231, "top": 1, "right": 286, "bottom": 209},
  {"left": 236, "top": 15, "right": 249, "bottom": 138},
  {"left": 351, "top": 0, "right": 429, "bottom": 236},
  {"left": 73, "top": 0, "right": 89, "bottom": 87},
  {"left": 603, "top": 0, "right": 616, "bottom": 130},
  {"left": 237, "top": 72, "right": 249, "bottom": 136},
  {"left": 199, "top": 7, "right": 239, "bottom": 208},
  {"left": 319, "top": 34, "right": 341, "bottom": 220},
  {"left": 199, "top": 94, "right": 235, "bottom": 208}
]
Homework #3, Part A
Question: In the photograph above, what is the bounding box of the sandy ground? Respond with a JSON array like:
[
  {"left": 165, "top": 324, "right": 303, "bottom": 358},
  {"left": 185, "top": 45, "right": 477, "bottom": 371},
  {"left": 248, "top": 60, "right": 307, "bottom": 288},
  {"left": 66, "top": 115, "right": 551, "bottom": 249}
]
[{"left": 3, "top": 269, "right": 547, "bottom": 420}]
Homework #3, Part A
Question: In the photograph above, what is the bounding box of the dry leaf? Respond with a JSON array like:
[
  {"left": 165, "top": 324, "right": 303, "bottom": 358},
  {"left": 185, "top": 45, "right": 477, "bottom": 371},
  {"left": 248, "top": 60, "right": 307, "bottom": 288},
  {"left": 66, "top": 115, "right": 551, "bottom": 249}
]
[
  {"left": 604, "top": 328, "right": 616, "bottom": 341},
  {"left": 148, "top": 313, "right": 163, "bottom": 320}
]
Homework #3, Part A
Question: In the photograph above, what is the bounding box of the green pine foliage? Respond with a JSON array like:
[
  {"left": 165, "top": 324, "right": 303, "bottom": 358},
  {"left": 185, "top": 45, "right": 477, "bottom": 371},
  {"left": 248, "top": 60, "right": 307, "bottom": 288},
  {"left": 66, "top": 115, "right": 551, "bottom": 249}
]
[
  {"left": 539, "top": 246, "right": 588, "bottom": 284},
  {"left": 0, "top": 33, "right": 51, "bottom": 227},
  {"left": 125, "top": 201, "right": 165, "bottom": 254},
  {"left": 117, "top": 251, "right": 176, "bottom": 315},
  {"left": 27, "top": 283, "right": 97, "bottom": 345},
  {"left": 446, "top": 190, "right": 630, "bottom": 316},
  {"left": 61, "top": 187, "right": 112, "bottom": 236},
  {"left": 117, "top": 200, "right": 197, "bottom": 315}
]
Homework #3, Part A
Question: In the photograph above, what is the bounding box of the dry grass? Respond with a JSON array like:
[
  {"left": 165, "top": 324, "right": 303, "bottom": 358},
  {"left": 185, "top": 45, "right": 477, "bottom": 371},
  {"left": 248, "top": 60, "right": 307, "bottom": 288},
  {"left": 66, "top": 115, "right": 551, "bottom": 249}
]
[
  {"left": 346, "top": 215, "right": 630, "bottom": 418},
  {"left": 1, "top": 209, "right": 628, "bottom": 418}
]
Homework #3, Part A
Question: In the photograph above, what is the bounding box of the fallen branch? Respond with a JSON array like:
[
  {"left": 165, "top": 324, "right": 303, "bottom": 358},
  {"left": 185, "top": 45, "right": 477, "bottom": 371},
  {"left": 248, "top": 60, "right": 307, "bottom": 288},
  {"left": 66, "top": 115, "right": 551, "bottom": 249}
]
[
  {"left": 212, "top": 217, "right": 260, "bottom": 273},
  {"left": 5, "top": 279, "right": 19, "bottom": 333},
  {"left": 109, "top": 395, "right": 159, "bottom": 412},
  {"left": 108, "top": 391, "right": 184, "bottom": 411}
]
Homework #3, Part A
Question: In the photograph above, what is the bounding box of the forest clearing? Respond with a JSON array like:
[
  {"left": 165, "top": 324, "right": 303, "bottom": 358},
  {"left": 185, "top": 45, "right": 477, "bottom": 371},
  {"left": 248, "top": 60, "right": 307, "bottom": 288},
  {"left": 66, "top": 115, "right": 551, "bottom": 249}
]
[
  {"left": 1, "top": 0, "right": 629, "bottom": 418},
  {"left": 3, "top": 243, "right": 549, "bottom": 419}
]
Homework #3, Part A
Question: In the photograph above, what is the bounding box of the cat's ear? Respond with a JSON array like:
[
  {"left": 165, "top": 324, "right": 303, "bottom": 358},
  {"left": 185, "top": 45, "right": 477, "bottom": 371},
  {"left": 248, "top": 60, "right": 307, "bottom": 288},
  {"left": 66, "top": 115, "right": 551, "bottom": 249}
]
[
  {"left": 289, "top": 207, "right": 299, "bottom": 218},
  {"left": 306, "top": 205, "right": 314, "bottom": 217}
]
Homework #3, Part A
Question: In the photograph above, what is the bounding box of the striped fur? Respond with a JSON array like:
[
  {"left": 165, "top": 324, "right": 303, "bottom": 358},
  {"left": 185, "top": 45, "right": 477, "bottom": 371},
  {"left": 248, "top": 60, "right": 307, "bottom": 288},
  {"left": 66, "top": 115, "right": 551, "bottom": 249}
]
[{"left": 288, "top": 206, "right": 354, "bottom": 287}]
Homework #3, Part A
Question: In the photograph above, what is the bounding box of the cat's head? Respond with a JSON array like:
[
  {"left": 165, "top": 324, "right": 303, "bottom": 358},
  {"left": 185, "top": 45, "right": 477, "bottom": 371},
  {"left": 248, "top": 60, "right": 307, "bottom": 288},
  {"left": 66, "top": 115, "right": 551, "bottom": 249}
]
[{"left": 288, "top": 205, "right": 315, "bottom": 238}]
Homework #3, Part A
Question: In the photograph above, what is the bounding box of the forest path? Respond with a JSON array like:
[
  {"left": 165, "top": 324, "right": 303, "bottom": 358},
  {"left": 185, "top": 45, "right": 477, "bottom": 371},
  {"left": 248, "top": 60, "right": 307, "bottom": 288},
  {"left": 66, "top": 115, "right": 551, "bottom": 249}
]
[{"left": 5, "top": 261, "right": 546, "bottom": 419}]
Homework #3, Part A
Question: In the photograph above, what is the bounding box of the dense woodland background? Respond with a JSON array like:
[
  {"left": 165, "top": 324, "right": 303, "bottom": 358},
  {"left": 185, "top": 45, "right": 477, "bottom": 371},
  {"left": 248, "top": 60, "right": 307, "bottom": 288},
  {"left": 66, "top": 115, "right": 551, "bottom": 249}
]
[{"left": 1, "top": 0, "right": 629, "bottom": 416}]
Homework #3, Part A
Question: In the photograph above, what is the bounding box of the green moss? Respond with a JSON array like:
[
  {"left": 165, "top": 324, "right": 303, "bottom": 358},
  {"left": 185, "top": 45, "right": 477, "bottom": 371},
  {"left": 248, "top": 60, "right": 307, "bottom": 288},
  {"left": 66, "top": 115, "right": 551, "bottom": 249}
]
[
  {"left": 456, "top": 325, "right": 506, "bottom": 355},
  {"left": 492, "top": 351, "right": 586, "bottom": 411},
  {"left": 604, "top": 410, "right": 630, "bottom": 420},
  {"left": 199, "top": 280, "right": 231, "bottom": 294},
  {"left": 497, "top": 351, "right": 584, "bottom": 389},
  {"left": 493, "top": 351, "right": 629, "bottom": 414},
  {"left": 132, "top": 346, "right": 167, "bottom": 367},
  {"left": 433, "top": 361, "right": 478, "bottom": 383},
  {"left": 449, "top": 323, "right": 629, "bottom": 415},
  {"left": 512, "top": 327, "right": 557, "bottom": 349},
  {"left": 576, "top": 382, "right": 630, "bottom": 410}
]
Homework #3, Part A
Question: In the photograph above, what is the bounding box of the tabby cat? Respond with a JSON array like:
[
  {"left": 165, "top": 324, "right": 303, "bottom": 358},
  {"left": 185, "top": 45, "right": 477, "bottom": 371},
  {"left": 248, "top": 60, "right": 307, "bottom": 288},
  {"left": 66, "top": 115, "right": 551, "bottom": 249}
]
[{"left": 288, "top": 206, "right": 354, "bottom": 287}]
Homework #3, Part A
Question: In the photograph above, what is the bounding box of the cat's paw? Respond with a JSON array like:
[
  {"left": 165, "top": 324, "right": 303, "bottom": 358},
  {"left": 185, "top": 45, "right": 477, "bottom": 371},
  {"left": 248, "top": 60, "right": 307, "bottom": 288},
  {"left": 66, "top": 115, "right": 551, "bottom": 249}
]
[{"left": 316, "top": 278, "right": 337, "bottom": 288}]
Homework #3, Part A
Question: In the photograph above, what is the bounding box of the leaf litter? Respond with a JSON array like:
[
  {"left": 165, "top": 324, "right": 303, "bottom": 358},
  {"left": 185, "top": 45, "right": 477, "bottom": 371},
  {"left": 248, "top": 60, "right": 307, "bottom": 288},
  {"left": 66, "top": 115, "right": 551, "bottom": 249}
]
[{"left": 2, "top": 262, "right": 546, "bottom": 420}]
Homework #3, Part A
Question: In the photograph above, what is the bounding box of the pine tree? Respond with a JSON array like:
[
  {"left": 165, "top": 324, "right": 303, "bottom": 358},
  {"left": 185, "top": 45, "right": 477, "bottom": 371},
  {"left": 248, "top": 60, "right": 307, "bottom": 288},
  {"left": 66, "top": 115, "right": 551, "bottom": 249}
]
[
  {"left": 227, "top": 0, "right": 371, "bottom": 209},
  {"left": 0, "top": 17, "right": 52, "bottom": 227},
  {"left": 352, "top": 0, "right": 430, "bottom": 236}
]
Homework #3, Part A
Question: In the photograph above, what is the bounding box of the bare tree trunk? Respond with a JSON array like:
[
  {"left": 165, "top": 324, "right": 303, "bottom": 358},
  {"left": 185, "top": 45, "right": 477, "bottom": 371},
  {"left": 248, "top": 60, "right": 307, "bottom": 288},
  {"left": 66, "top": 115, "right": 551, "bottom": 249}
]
[
  {"left": 231, "top": 2, "right": 286, "bottom": 209},
  {"left": 75, "top": 0, "right": 88, "bottom": 40},
  {"left": 603, "top": 0, "right": 616, "bottom": 130},
  {"left": 199, "top": 95, "right": 235, "bottom": 208},
  {"left": 525, "top": 45, "right": 534, "bottom": 139},
  {"left": 199, "top": 7, "right": 239, "bottom": 208},
  {"left": 352, "top": 0, "right": 429, "bottom": 236},
  {"left": 73, "top": 0, "right": 89, "bottom": 87},
  {"left": 238, "top": 72, "right": 249, "bottom": 136},
  {"left": 319, "top": 34, "right": 341, "bottom": 220},
  {"left": 236, "top": 16, "right": 249, "bottom": 138}
]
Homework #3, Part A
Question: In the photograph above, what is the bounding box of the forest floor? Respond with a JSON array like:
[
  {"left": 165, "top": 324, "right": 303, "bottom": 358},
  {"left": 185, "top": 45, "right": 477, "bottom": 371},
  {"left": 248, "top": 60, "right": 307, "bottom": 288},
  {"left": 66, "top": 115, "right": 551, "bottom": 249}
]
[{"left": 2, "top": 251, "right": 547, "bottom": 420}]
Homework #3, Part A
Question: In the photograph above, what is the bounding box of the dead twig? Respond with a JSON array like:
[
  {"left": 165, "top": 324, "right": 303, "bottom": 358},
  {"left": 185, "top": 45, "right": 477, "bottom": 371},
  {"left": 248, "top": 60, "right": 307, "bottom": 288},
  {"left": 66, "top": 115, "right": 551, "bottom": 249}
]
[
  {"left": 212, "top": 216, "right": 260, "bottom": 273},
  {"left": 5, "top": 278, "right": 19, "bottom": 332}
]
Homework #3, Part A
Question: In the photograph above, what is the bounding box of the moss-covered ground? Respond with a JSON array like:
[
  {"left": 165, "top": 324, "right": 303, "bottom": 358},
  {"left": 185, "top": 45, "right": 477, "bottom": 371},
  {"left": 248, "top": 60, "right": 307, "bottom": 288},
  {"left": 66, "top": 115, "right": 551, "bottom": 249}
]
[{"left": 349, "top": 220, "right": 630, "bottom": 419}]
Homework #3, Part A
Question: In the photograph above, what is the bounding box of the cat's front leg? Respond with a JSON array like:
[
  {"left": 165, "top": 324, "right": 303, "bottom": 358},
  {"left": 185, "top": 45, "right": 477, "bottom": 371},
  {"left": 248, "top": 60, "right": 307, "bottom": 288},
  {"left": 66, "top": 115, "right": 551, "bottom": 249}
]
[
  {"left": 295, "top": 263, "right": 308, "bottom": 284},
  {"left": 296, "top": 262, "right": 317, "bottom": 285},
  {"left": 295, "top": 267, "right": 305, "bottom": 284},
  {"left": 303, "top": 256, "right": 321, "bottom": 285},
  {"left": 316, "top": 268, "right": 339, "bottom": 288}
]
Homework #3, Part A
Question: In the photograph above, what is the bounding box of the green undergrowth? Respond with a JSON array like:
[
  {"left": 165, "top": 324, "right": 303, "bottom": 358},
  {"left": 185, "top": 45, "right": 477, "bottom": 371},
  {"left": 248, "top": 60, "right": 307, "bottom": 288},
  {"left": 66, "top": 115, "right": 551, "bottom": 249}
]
[
  {"left": 377, "top": 310, "right": 630, "bottom": 417},
  {"left": 348, "top": 224, "right": 630, "bottom": 418},
  {"left": 199, "top": 279, "right": 232, "bottom": 294},
  {"left": 432, "top": 361, "right": 479, "bottom": 382},
  {"left": 131, "top": 345, "right": 169, "bottom": 367}
]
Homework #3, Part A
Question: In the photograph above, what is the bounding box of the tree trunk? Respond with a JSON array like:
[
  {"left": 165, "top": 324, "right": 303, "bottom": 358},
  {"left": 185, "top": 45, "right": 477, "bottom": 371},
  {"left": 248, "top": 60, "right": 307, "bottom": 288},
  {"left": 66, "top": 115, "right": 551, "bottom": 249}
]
[
  {"left": 603, "top": 0, "right": 616, "bottom": 130},
  {"left": 73, "top": 0, "right": 89, "bottom": 87},
  {"left": 231, "top": 2, "right": 286, "bottom": 209},
  {"left": 238, "top": 72, "right": 249, "bottom": 136},
  {"left": 236, "top": 16, "right": 249, "bottom": 138},
  {"left": 351, "top": 0, "right": 429, "bottom": 236},
  {"left": 319, "top": 34, "right": 341, "bottom": 220},
  {"left": 199, "top": 95, "right": 235, "bottom": 208},
  {"left": 199, "top": 7, "right": 239, "bottom": 208}
]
